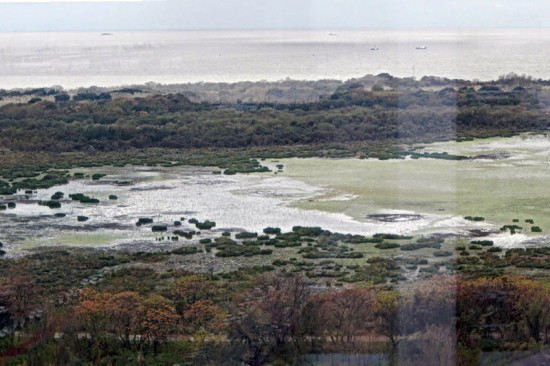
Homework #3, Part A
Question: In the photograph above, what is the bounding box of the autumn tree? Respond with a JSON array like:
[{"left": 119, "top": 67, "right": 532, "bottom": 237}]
[
  {"left": 0, "top": 275, "right": 42, "bottom": 328},
  {"left": 140, "top": 295, "right": 179, "bottom": 354},
  {"left": 229, "top": 273, "right": 312, "bottom": 365},
  {"left": 374, "top": 290, "right": 401, "bottom": 348},
  {"left": 313, "top": 287, "right": 375, "bottom": 345},
  {"left": 170, "top": 274, "right": 219, "bottom": 316}
]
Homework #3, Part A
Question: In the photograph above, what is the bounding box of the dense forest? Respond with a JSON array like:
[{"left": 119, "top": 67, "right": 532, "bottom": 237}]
[{"left": 0, "top": 73, "right": 548, "bottom": 153}]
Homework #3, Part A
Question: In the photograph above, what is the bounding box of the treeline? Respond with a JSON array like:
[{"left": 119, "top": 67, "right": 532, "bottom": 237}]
[
  {"left": 0, "top": 80, "right": 548, "bottom": 153},
  {"left": 1, "top": 269, "right": 549, "bottom": 365}
]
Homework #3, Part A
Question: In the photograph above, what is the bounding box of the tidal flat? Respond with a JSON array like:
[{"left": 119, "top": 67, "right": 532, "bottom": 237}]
[
  {"left": 284, "top": 134, "right": 550, "bottom": 248},
  {"left": 1, "top": 134, "right": 549, "bottom": 256}
]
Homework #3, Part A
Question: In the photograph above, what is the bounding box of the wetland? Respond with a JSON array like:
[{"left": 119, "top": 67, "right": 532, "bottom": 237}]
[{"left": 2, "top": 74, "right": 550, "bottom": 365}]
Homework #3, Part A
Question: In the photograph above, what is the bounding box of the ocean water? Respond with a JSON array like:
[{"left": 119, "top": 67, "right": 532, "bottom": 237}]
[{"left": 0, "top": 28, "right": 548, "bottom": 89}]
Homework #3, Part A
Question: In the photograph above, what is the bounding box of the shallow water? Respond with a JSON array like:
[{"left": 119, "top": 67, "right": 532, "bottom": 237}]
[
  {"left": 282, "top": 134, "right": 550, "bottom": 248},
  {"left": 2, "top": 134, "right": 550, "bottom": 254}
]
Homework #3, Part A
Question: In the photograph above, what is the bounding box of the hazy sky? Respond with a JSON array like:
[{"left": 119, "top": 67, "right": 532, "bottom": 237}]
[{"left": 0, "top": 0, "right": 548, "bottom": 32}]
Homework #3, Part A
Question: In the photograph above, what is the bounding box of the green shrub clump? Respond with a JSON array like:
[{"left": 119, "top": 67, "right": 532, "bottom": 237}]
[
  {"left": 39, "top": 200, "right": 62, "bottom": 209},
  {"left": 464, "top": 216, "right": 485, "bottom": 221},
  {"left": 92, "top": 173, "right": 107, "bottom": 181},
  {"left": 263, "top": 227, "right": 281, "bottom": 235},
  {"left": 51, "top": 192, "right": 64, "bottom": 200},
  {"left": 470, "top": 240, "right": 494, "bottom": 246},
  {"left": 138, "top": 218, "right": 154, "bottom": 224},
  {"left": 195, "top": 220, "right": 216, "bottom": 230},
  {"left": 152, "top": 225, "right": 168, "bottom": 232},
  {"left": 69, "top": 193, "right": 99, "bottom": 204},
  {"left": 235, "top": 232, "right": 258, "bottom": 239},
  {"left": 375, "top": 243, "right": 401, "bottom": 249},
  {"left": 172, "top": 246, "right": 199, "bottom": 255}
]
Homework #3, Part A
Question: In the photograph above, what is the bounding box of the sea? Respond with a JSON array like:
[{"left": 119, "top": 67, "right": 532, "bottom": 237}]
[{"left": 0, "top": 28, "right": 549, "bottom": 89}]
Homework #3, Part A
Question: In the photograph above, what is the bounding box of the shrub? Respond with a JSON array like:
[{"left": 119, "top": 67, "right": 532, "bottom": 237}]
[
  {"left": 263, "top": 227, "right": 281, "bottom": 235},
  {"left": 195, "top": 220, "right": 216, "bottom": 230},
  {"left": 77, "top": 216, "right": 89, "bottom": 222},
  {"left": 500, "top": 225, "right": 522, "bottom": 234},
  {"left": 375, "top": 243, "right": 400, "bottom": 249},
  {"left": 51, "top": 192, "right": 64, "bottom": 200},
  {"left": 235, "top": 232, "right": 258, "bottom": 239},
  {"left": 400, "top": 242, "right": 441, "bottom": 251},
  {"left": 464, "top": 216, "right": 485, "bottom": 221},
  {"left": 174, "top": 230, "right": 196, "bottom": 239},
  {"left": 109, "top": 195, "right": 118, "bottom": 200},
  {"left": 152, "top": 225, "right": 168, "bottom": 232},
  {"left": 91, "top": 173, "right": 106, "bottom": 181},
  {"left": 292, "top": 226, "right": 325, "bottom": 236},
  {"left": 470, "top": 240, "right": 494, "bottom": 246},
  {"left": 531, "top": 226, "right": 542, "bottom": 232},
  {"left": 54, "top": 213, "right": 66, "bottom": 218},
  {"left": 138, "top": 217, "right": 154, "bottom": 224},
  {"left": 373, "top": 233, "right": 413, "bottom": 240},
  {"left": 276, "top": 232, "right": 301, "bottom": 241},
  {"left": 172, "top": 246, "right": 199, "bottom": 255},
  {"left": 69, "top": 193, "right": 99, "bottom": 204},
  {"left": 433, "top": 251, "right": 453, "bottom": 257},
  {"left": 39, "top": 200, "right": 61, "bottom": 209},
  {"left": 488, "top": 247, "right": 502, "bottom": 253},
  {"left": 199, "top": 238, "right": 212, "bottom": 244},
  {"left": 7, "top": 202, "right": 16, "bottom": 208},
  {"left": 274, "top": 241, "right": 302, "bottom": 248},
  {"left": 214, "top": 237, "right": 237, "bottom": 245}
]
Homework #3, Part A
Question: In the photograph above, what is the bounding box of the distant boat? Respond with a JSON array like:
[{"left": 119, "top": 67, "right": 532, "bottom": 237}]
[
  {"left": 101, "top": 33, "right": 114, "bottom": 36},
  {"left": 328, "top": 33, "right": 338, "bottom": 36},
  {"left": 415, "top": 46, "right": 428, "bottom": 50},
  {"left": 370, "top": 47, "right": 379, "bottom": 51}
]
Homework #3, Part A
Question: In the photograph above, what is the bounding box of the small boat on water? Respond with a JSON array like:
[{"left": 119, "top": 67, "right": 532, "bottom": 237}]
[
  {"left": 370, "top": 47, "right": 379, "bottom": 51},
  {"left": 415, "top": 46, "right": 427, "bottom": 50},
  {"left": 101, "top": 33, "right": 114, "bottom": 36}
]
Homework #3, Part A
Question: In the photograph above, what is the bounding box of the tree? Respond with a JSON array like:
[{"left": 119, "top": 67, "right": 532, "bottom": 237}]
[
  {"left": 170, "top": 275, "right": 218, "bottom": 315},
  {"left": 229, "top": 273, "right": 312, "bottom": 365},
  {"left": 0, "top": 275, "right": 42, "bottom": 328},
  {"left": 140, "top": 295, "right": 179, "bottom": 354},
  {"left": 314, "top": 287, "right": 375, "bottom": 345},
  {"left": 374, "top": 290, "right": 401, "bottom": 348}
]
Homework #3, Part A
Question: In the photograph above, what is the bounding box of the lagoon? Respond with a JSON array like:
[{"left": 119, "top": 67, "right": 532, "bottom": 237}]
[{"left": 1, "top": 134, "right": 549, "bottom": 255}]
